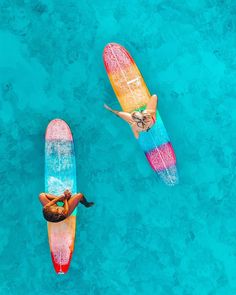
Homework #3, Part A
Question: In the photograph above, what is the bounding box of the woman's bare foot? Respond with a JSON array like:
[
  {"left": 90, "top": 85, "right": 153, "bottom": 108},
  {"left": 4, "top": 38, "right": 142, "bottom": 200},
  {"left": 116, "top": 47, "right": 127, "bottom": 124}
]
[
  {"left": 80, "top": 195, "right": 94, "bottom": 208},
  {"left": 104, "top": 104, "right": 112, "bottom": 111}
]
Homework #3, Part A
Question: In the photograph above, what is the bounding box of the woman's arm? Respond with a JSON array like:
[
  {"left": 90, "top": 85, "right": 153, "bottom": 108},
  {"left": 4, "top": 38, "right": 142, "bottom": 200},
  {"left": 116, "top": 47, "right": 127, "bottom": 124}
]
[
  {"left": 44, "top": 193, "right": 59, "bottom": 200},
  {"left": 146, "top": 94, "right": 158, "bottom": 120},
  {"left": 63, "top": 199, "right": 69, "bottom": 215},
  {"left": 39, "top": 193, "right": 63, "bottom": 206},
  {"left": 44, "top": 195, "right": 65, "bottom": 208}
]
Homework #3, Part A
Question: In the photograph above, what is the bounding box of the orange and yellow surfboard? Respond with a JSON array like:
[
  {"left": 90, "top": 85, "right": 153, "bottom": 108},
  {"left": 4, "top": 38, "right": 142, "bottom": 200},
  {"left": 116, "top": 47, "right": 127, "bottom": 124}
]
[{"left": 103, "top": 43, "right": 178, "bottom": 185}]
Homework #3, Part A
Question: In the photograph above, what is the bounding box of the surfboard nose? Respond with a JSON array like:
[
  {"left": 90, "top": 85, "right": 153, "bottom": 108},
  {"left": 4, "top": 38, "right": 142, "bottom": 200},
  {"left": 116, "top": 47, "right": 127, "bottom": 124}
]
[
  {"left": 46, "top": 119, "right": 72, "bottom": 141},
  {"left": 103, "top": 42, "right": 120, "bottom": 53},
  {"left": 103, "top": 43, "right": 119, "bottom": 64},
  {"left": 103, "top": 43, "right": 134, "bottom": 73}
]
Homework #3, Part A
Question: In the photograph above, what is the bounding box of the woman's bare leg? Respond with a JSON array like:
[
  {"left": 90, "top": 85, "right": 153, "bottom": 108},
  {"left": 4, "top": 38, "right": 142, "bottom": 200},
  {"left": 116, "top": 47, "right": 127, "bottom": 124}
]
[
  {"left": 67, "top": 194, "right": 81, "bottom": 216},
  {"left": 80, "top": 196, "right": 94, "bottom": 208},
  {"left": 117, "top": 111, "right": 133, "bottom": 124},
  {"left": 67, "top": 193, "right": 94, "bottom": 216},
  {"left": 104, "top": 104, "right": 133, "bottom": 124}
]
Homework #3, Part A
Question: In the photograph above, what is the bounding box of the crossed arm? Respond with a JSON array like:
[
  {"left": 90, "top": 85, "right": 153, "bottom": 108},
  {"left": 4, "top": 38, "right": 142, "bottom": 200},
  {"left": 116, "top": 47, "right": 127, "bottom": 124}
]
[
  {"left": 39, "top": 192, "right": 76, "bottom": 215},
  {"left": 39, "top": 193, "right": 64, "bottom": 207}
]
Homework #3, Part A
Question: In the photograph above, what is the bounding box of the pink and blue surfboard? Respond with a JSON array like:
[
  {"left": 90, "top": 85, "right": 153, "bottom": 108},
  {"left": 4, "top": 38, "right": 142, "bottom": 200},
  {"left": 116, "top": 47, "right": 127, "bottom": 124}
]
[{"left": 45, "top": 119, "right": 77, "bottom": 274}]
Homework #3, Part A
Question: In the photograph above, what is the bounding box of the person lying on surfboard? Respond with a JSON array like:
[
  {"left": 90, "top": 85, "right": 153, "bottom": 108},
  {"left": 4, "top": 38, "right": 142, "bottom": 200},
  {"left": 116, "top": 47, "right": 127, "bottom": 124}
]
[
  {"left": 39, "top": 189, "right": 94, "bottom": 223},
  {"left": 104, "top": 94, "right": 158, "bottom": 139}
]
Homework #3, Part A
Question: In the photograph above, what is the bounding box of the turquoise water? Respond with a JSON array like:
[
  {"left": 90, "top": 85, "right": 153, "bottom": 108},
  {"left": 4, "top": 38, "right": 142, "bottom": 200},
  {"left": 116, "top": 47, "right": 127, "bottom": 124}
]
[{"left": 0, "top": 0, "right": 236, "bottom": 294}]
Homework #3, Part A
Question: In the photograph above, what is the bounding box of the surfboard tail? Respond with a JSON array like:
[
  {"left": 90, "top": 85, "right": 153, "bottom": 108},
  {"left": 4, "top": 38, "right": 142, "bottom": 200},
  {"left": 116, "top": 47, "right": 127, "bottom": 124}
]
[
  {"left": 138, "top": 118, "right": 178, "bottom": 185},
  {"left": 51, "top": 252, "right": 72, "bottom": 274},
  {"left": 144, "top": 142, "right": 178, "bottom": 186},
  {"left": 48, "top": 216, "right": 76, "bottom": 274},
  {"left": 157, "top": 165, "right": 179, "bottom": 186}
]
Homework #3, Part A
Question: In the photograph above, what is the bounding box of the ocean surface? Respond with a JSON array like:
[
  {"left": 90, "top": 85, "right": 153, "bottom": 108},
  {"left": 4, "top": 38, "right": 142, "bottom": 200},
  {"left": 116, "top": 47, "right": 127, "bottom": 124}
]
[{"left": 0, "top": 1, "right": 236, "bottom": 294}]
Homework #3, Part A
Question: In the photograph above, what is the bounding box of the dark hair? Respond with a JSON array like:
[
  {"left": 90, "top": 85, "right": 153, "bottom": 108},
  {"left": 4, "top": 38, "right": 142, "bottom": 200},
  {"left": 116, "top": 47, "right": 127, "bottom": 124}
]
[
  {"left": 43, "top": 207, "right": 66, "bottom": 223},
  {"left": 132, "top": 111, "right": 152, "bottom": 129}
]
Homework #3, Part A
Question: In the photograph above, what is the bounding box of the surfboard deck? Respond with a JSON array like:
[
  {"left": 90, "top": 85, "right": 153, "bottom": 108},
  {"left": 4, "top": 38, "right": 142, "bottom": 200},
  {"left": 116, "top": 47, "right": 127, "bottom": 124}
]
[
  {"left": 103, "top": 43, "right": 178, "bottom": 185},
  {"left": 45, "top": 119, "right": 77, "bottom": 274}
]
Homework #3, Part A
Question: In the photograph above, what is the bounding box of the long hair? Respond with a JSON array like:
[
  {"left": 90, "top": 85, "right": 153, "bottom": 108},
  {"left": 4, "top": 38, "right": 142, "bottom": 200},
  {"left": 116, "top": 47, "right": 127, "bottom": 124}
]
[{"left": 43, "top": 207, "right": 66, "bottom": 223}]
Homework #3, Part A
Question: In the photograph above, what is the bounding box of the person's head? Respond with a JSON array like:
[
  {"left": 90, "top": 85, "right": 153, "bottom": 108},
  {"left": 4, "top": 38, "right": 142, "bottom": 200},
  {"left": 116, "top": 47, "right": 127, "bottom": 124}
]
[
  {"left": 131, "top": 111, "right": 152, "bottom": 129},
  {"left": 43, "top": 206, "right": 66, "bottom": 223}
]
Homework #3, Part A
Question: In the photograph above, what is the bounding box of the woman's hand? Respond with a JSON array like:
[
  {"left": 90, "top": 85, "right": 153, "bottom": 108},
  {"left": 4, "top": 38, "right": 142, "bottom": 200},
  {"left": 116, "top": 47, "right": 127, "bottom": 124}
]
[
  {"left": 58, "top": 195, "right": 66, "bottom": 201},
  {"left": 64, "top": 190, "right": 72, "bottom": 200}
]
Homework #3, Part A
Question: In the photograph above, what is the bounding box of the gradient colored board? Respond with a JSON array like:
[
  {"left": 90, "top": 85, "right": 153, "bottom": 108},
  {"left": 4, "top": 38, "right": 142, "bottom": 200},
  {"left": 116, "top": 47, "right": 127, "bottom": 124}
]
[
  {"left": 45, "top": 119, "right": 77, "bottom": 274},
  {"left": 103, "top": 43, "right": 178, "bottom": 185}
]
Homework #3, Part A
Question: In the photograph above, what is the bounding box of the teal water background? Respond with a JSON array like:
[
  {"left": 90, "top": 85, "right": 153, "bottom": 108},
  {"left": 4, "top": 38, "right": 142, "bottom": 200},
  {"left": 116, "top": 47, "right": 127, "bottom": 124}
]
[{"left": 0, "top": 1, "right": 236, "bottom": 294}]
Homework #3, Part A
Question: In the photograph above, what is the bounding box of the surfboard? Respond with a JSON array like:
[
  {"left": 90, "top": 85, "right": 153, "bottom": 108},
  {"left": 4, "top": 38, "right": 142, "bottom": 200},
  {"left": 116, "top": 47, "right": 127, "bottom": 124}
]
[
  {"left": 103, "top": 43, "right": 178, "bottom": 185},
  {"left": 45, "top": 119, "right": 77, "bottom": 274}
]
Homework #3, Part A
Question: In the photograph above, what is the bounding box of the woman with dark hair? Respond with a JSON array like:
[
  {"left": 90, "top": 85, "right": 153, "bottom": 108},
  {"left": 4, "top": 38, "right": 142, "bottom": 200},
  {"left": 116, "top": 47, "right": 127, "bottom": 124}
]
[
  {"left": 104, "top": 94, "right": 158, "bottom": 139},
  {"left": 39, "top": 190, "right": 94, "bottom": 223}
]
